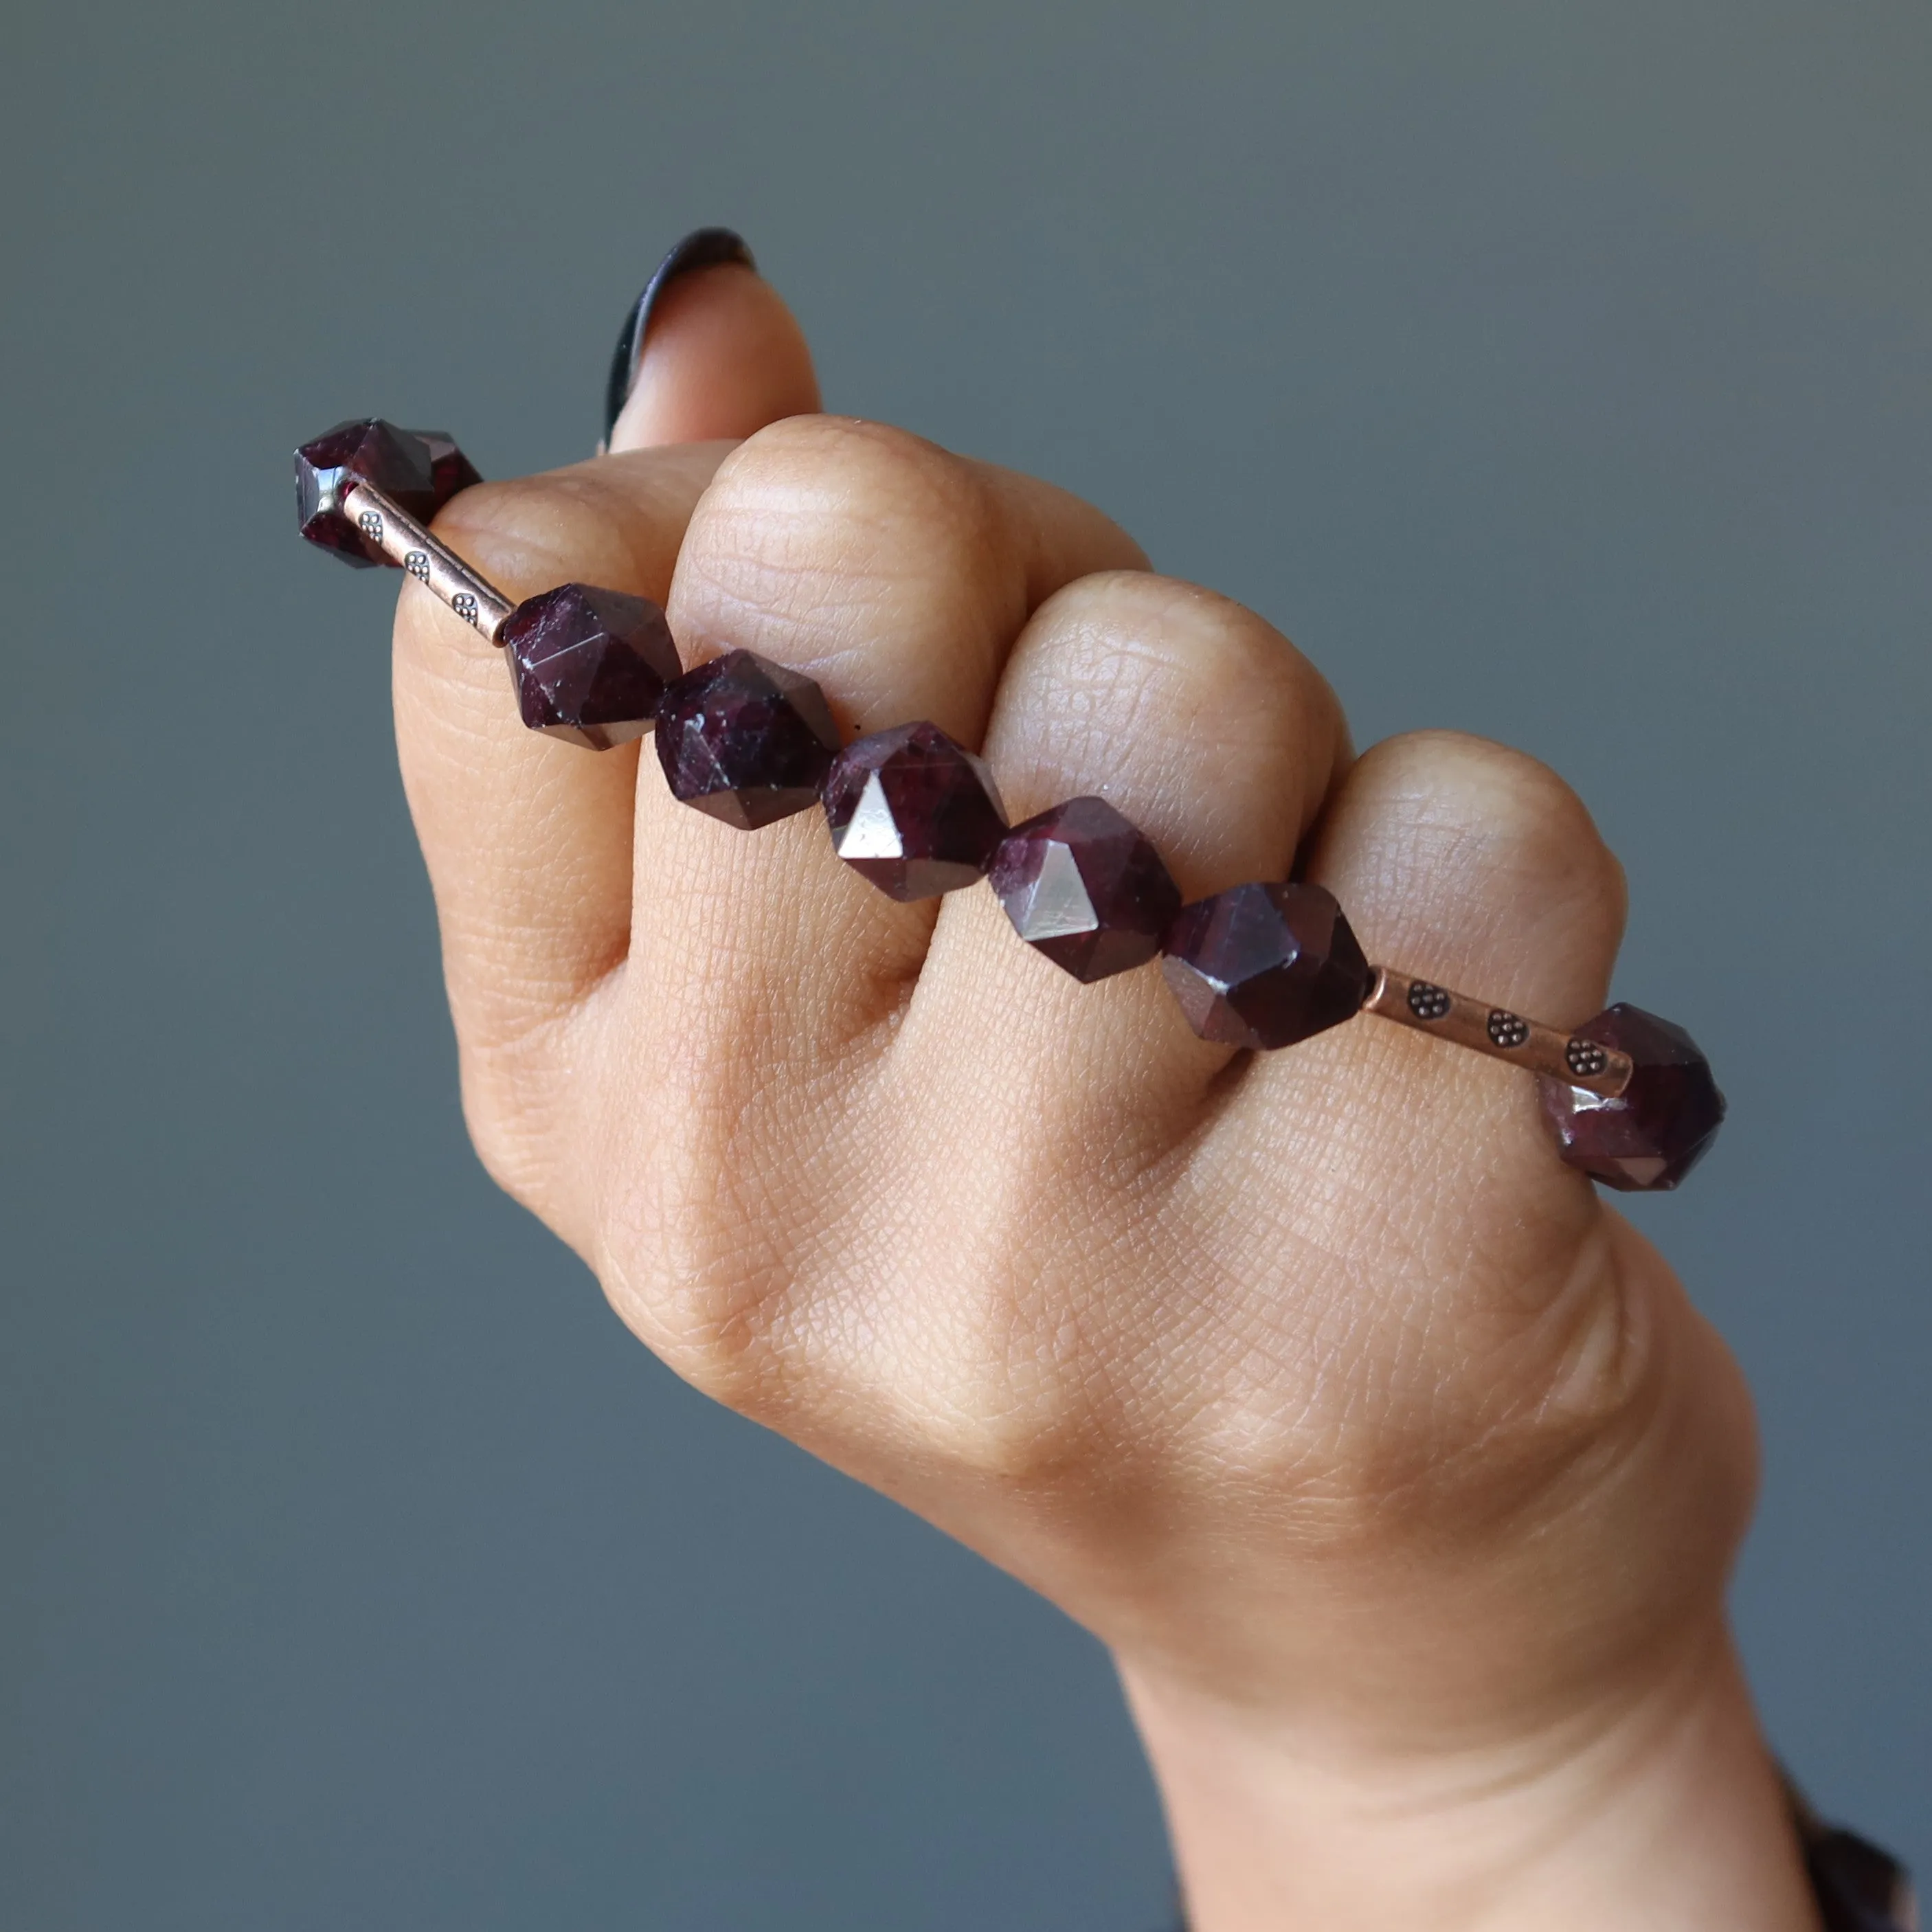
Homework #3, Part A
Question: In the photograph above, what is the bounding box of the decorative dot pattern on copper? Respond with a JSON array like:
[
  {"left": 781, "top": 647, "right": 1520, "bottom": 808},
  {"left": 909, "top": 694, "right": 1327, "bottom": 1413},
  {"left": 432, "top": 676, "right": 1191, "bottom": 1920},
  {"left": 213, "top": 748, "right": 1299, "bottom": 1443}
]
[
  {"left": 1407, "top": 980, "right": 1452, "bottom": 1020},
  {"left": 1565, "top": 1039, "right": 1610, "bottom": 1079},
  {"left": 1487, "top": 1010, "right": 1531, "bottom": 1049}
]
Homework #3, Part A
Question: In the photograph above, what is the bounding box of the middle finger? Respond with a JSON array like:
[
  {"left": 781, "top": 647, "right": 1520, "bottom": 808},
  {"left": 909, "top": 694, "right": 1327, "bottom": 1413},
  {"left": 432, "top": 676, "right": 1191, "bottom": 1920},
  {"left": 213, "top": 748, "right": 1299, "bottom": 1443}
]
[{"left": 594, "top": 415, "right": 1145, "bottom": 1298}]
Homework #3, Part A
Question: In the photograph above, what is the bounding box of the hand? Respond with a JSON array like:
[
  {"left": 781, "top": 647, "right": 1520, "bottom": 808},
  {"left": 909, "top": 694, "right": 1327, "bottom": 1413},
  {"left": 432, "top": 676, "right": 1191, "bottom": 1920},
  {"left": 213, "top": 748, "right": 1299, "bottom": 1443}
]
[{"left": 394, "top": 253, "right": 1814, "bottom": 1929}]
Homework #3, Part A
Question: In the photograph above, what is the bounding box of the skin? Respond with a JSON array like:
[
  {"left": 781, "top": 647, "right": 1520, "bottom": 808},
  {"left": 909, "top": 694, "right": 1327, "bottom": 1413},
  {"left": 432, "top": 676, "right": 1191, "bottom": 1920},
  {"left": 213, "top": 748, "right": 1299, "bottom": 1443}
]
[{"left": 393, "top": 260, "right": 1821, "bottom": 1929}]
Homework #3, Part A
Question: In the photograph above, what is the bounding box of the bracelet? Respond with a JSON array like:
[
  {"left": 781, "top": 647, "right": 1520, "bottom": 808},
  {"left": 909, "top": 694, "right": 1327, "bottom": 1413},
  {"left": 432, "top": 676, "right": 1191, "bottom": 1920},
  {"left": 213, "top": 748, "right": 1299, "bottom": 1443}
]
[
  {"left": 296, "top": 417, "right": 1726, "bottom": 1193},
  {"left": 1793, "top": 1784, "right": 1919, "bottom": 1932},
  {"left": 300, "top": 421, "right": 1906, "bottom": 1924},
  {"left": 1147, "top": 1792, "right": 1916, "bottom": 1932}
]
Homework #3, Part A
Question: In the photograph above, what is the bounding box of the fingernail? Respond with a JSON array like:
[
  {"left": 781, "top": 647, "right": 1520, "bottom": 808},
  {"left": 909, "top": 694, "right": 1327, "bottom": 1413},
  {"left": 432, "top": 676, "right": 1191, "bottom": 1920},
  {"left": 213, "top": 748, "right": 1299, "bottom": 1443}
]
[{"left": 602, "top": 227, "right": 757, "bottom": 445}]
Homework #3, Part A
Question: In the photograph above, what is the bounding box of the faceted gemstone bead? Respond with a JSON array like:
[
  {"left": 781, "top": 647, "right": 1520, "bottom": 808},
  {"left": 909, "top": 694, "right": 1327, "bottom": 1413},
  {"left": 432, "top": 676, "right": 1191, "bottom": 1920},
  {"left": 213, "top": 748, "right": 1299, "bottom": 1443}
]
[
  {"left": 989, "top": 796, "right": 1182, "bottom": 982},
  {"left": 654, "top": 649, "right": 842, "bottom": 829},
  {"left": 499, "top": 583, "right": 682, "bottom": 751},
  {"left": 1540, "top": 1003, "right": 1725, "bottom": 1191},
  {"left": 1160, "top": 881, "right": 1372, "bottom": 1050},
  {"left": 407, "top": 428, "right": 484, "bottom": 509},
  {"left": 822, "top": 721, "right": 1007, "bottom": 900},
  {"left": 293, "top": 418, "right": 438, "bottom": 568}
]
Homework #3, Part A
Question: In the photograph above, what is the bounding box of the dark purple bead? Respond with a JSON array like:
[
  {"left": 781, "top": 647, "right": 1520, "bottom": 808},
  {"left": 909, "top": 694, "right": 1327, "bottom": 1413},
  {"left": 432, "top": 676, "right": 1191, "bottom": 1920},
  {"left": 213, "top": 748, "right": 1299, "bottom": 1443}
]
[
  {"left": 1161, "top": 882, "right": 1371, "bottom": 1050},
  {"left": 655, "top": 649, "right": 842, "bottom": 829},
  {"left": 989, "top": 797, "right": 1182, "bottom": 982},
  {"left": 293, "top": 418, "right": 438, "bottom": 568},
  {"left": 406, "top": 428, "right": 484, "bottom": 509},
  {"left": 822, "top": 721, "right": 1007, "bottom": 900},
  {"left": 1540, "top": 1003, "right": 1725, "bottom": 1191},
  {"left": 499, "top": 583, "right": 681, "bottom": 752}
]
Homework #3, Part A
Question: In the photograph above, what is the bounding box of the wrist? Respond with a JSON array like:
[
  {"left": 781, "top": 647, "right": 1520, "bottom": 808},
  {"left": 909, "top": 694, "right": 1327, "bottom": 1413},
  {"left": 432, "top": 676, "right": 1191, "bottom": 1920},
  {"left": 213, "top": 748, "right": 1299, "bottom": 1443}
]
[{"left": 1121, "top": 1617, "right": 1819, "bottom": 1932}]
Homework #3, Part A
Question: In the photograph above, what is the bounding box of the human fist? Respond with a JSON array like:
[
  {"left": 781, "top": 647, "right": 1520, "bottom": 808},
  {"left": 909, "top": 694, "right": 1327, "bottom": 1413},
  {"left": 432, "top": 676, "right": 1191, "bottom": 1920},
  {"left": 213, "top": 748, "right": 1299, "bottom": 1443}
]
[{"left": 390, "top": 254, "right": 1808, "bottom": 1931}]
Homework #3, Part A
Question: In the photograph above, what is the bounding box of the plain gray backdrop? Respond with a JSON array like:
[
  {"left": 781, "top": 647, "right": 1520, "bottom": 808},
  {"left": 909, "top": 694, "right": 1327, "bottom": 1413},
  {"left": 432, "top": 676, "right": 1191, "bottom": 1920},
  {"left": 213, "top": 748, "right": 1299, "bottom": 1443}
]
[{"left": 3, "top": 2, "right": 1927, "bottom": 1925}]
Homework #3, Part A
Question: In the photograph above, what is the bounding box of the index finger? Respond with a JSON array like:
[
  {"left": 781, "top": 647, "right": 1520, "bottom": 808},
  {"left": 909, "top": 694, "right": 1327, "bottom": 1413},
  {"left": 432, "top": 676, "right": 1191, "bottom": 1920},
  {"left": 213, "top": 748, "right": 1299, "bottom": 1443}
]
[{"left": 396, "top": 442, "right": 725, "bottom": 1064}]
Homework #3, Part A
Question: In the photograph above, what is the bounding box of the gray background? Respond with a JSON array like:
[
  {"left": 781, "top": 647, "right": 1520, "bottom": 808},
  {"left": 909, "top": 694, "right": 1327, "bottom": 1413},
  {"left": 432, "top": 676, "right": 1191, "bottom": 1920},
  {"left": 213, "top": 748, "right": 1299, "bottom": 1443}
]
[{"left": 2, "top": 1, "right": 1926, "bottom": 1924}]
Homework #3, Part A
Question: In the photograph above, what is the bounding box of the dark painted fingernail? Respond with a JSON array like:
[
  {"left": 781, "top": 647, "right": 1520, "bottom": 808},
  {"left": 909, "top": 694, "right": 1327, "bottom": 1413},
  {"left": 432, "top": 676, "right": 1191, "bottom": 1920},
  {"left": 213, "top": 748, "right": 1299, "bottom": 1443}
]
[{"left": 602, "top": 227, "right": 757, "bottom": 444}]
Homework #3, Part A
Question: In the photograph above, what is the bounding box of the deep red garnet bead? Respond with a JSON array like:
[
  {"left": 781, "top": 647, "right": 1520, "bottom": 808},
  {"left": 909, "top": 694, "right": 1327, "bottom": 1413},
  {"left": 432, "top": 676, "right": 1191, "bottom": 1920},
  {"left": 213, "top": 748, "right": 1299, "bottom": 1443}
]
[
  {"left": 498, "top": 584, "right": 681, "bottom": 752},
  {"left": 1540, "top": 1003, "right": 1726, "bottom": 1191},
  {"left": 293, "top": 418, "right": 478, "bottom": 567},
  {"left": 1162, "top": 882, "right": 1372, "bottom": 1050},
  {"left": 822, "top": 721, "right": 1008, "bottom": 900},
  {"left": 655, "top": 649, "right": 842, "bottom": 829},
  {"left": 989, "top": 797, "right": 1182, "bottom": 982},
  {"left": 413, "top": 428, "right": 483, "bottom": 507}
]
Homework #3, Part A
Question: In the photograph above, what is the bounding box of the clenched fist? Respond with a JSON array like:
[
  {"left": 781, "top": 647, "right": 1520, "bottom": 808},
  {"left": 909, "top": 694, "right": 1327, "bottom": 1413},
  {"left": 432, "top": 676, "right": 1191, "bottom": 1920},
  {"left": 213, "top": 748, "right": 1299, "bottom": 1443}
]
[{"left": 390, "top": 246, "right": 1815, "bottom": 1931}]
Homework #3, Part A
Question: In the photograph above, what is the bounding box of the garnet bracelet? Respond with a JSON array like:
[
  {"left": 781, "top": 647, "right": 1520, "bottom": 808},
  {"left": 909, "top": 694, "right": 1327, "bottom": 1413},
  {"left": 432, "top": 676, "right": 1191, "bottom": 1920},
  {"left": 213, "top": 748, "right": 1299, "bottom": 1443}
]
[
  {"left": 1792, "top": 1786, "right": 1920, "bottom": 1932},
  {"left": 296, "top": 418, "right": 1726, "bottom": 1192}
]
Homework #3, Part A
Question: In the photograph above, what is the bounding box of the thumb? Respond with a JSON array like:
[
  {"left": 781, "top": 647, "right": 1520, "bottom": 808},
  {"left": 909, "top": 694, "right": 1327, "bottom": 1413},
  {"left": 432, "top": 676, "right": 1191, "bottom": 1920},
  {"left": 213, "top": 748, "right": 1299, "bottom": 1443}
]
[{"left": 602, "top": 227, "right": 821, "bottom": 452}]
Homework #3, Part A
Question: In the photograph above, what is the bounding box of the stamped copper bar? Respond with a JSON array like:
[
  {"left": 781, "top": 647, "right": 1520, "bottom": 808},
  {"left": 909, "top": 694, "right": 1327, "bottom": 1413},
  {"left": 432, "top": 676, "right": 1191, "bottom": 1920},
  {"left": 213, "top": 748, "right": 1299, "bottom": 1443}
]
[
  {"left": 340, "top": 479, "right": 515, "bottom": 643},
  {"left": 1362, "top": 967, "right": 1633, "bottom": 1099}
]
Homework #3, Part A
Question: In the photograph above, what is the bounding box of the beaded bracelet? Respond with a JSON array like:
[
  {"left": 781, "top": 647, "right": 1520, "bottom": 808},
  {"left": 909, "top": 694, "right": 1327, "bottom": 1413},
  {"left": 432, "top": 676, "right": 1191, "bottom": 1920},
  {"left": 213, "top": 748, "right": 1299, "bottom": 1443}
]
[
  {"left": 300, "top": 420, "right": 1910, "bottom": 1919},
  {"left": 1792, "top": 1784, "right": 1920, "bottom": 1932},
  {"left": 1148, "top": 1791, "right": 1916, "bottom": 1932},
  {"left": 296, "top": 418, "right": 1726, "bottom": 1193}
]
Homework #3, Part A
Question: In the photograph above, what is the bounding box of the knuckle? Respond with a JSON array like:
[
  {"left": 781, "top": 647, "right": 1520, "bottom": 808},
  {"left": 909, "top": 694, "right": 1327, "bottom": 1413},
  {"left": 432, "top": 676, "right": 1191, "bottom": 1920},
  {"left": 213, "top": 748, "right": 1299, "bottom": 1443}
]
[
  {"left": 1030, "top": 572, "right": 1338, "bottom": 745},
  {"left": 903, "top": 1226, "right": 1117, "bottom": 1485},
  {"left": 445, "top": 986, "right": 595, "bottom": 1231},
  {"left": 587, "top": 1078, "right": 807, "bottom": 1411},
  {"left": 715, "top": 414, "right": 987, "bottom": 535},
  {"left": 596, "top": 1209, "right": 787, "bottom": 1415},
  {"left": 429, "top": 449, "right": 705, "bottom": 602},
  {"left": 429, "top": 472, "right": 598, "bottom": 593},
  {"left": 675, "top": 416, "right": 1012, "bottom": 643},
  {"left": 937, "top": 1364, "right": 1105, "bottom": 1485},
  {"left": 455, "top": 1035, "right": 561, "bottom": 1217},
  {"left": 1361, "top": 730, "right": 1610, "bottom": 857},
  {"left": 992, "top": 571, "right": 1347, "bottom": 878},
  {"left": 1346, "top": 729, "right": 1625, "bottom": 924}
]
